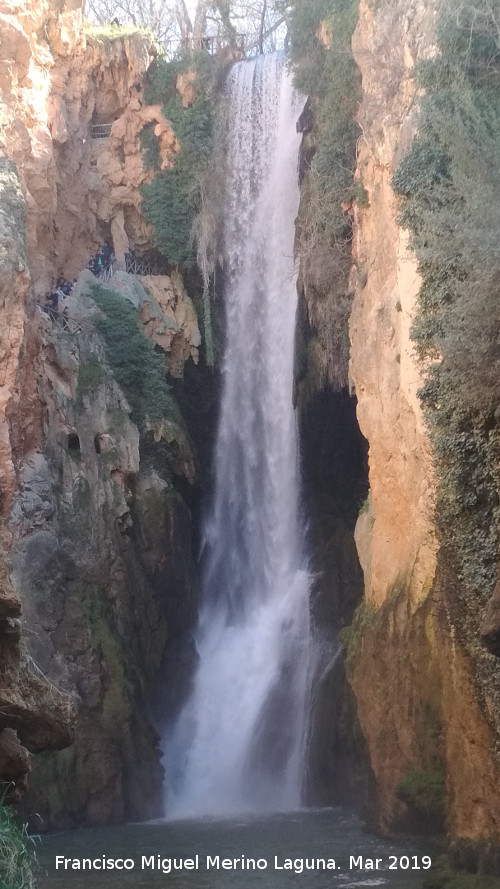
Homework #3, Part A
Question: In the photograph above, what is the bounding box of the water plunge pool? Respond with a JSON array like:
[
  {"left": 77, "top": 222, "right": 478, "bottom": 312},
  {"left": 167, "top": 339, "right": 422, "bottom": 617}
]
[{"left": 36, "top": 808, "right": 432, "bottom": 888}]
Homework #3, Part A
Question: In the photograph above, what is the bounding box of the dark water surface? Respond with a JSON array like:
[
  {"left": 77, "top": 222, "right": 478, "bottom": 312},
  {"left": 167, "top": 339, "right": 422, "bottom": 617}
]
[{"left": 35, "top": 809, "right": 433, "bottom": 888}]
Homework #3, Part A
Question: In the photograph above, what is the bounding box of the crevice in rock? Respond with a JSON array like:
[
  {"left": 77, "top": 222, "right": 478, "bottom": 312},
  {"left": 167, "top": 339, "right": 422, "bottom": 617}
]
[{"left": 299, "top": 387, "right": 373, "bottom": 811}]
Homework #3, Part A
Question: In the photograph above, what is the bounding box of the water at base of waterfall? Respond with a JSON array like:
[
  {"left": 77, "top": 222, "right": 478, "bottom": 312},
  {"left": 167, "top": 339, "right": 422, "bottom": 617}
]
[
  {"left": 37, "top": 809, "right": 431, "bottom": 889},
  {"left": 162, "top": 54, "right": 315, "bottom": 818}
]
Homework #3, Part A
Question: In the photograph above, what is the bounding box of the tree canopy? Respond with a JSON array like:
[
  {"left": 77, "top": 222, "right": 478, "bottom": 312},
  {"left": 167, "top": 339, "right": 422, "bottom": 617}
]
[{"left": 84, "top": 0, "right": 288, "bottom": 54}]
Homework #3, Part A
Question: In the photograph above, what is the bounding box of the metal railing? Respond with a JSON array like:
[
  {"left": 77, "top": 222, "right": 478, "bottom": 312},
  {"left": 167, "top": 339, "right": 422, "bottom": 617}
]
[
  {"left": 39, "top": 306, "right": 86, "bottom": 334},
  {"left": 125, "top": 257, "right": 169, "bottom": 276},
  {"left": 92, "top": 257, "right": 169, "bottom": 279},
  {"left": 40, "top": 258, "right": 172, "bottom": 335},
  {"left": 90, "top": 123, "right": 112, "bottom": 140},
  {"left": 98, "top": 264, "right": 114, "bottom": 283}
]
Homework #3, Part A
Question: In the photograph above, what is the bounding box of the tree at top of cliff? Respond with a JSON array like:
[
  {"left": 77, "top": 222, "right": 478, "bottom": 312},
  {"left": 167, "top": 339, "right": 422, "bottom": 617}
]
[{"left": 85, "top": 0, "right": 287, "bottom": 53}]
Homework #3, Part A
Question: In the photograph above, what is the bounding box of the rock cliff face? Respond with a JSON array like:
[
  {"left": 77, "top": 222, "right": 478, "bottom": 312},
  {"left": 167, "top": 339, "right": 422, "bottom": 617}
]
[
  {"left": 11, "top": 277, "right": 199, "bottom": 825},
  {"left": 0, "top": 0, "right": 175, "bottom": 295},
  {"left": 0, "top": 156, "right": 75, "bottom": 803},
  {"left": 348, "top": 0, "right": 500, "bottom": 842},
  {"left": 0, "top": 0, "right": 206, "bottom": 826}
]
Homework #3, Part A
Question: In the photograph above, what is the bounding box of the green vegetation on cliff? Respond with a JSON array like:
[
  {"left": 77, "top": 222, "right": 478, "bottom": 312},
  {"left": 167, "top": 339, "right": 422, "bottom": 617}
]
[
  {"left": 77, "top": 358, "right": 103, "bottom": 401},
  {"left": 141, "top": 95, "right": 214, "bottom": 265},
  {"left": 89, "top": 284, "right": 181, "bottom": 431},
  {"left": 0, "top": 800, "right": 35, "bottom": 889},
  {"left": 140, "top": 54, "right": 218, "bottom": 267},
  {"left": 392, "top": 1, "right": 500, "bottom": 603},
  {"left": 289, "top": 0, "right": 363, "bottom": 395},
  {"left": 396, "top": 768, "right": 445, "bottom": 822},
  {"left": 138, "top": 122, "right": 160, "bottom": 172},
  {"left": 140, "top": 52, "right": 223, "bottom": 365}
]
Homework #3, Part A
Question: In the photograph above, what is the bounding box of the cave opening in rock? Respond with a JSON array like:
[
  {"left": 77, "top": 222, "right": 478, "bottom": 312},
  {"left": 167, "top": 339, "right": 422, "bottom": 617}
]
[{"left": 67, "top": 432, "right": 81, "bottom": 453}]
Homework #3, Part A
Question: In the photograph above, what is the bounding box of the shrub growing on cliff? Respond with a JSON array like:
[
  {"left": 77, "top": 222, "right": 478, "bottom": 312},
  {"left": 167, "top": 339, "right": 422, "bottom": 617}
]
[
  {"left": 289, "top": 0, "right": 361, "bottom": 240},
  {"left": 89, "top": 285, "right": 181, "bottom": 430},
  {"left": 140, "top": 56, "right": 217, "bottom": 266},
  {"left": 392, "top": 0, "right": 500, "bottom": 600},
  {"left": 77, "top": 358, "right": 103, "bottom": 400},
  {"left": 0, "top": 799, "right": 35, "bottom": 889},
  {"left": 396, "top": 768, "right": 445, "bottom": 823},
  {"left": 139, "top": 122, "right": 160, "bottom": 172},
  {"left": 288, "top": 0, "right": 362, "bottom": 393}
]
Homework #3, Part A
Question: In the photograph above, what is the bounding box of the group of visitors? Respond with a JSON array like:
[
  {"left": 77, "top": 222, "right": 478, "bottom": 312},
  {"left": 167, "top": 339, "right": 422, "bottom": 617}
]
[
  {"left": 87, "top": 244, "right": 114, "bottom": 276},
  {"left": 42, "top": 277, "right": 74, "bottom": 326},
  {"left": 38, "top": 243, "right": 115, "bottom": 331}
]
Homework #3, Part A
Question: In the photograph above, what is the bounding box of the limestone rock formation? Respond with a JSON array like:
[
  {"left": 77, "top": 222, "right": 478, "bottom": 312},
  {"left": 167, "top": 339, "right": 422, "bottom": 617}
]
[
  {"left": 12, "top": 278, "right": 199, "bottom": 828},
  {"left": 0, "top": 1, "right": 203, "bottom": 826},
  {"left": 0, "top": 156, "right": 75, "bottom": 801},
  {"left": 138, "top": 273, "right": 201, "bottom": 376},
  {"left": 0, "top": 0, "right": 176, "bottom": 295},
  {"left": 347, "top": 0, "right": 500, "bottom": 842},
  {"left": 350, "top": 0, "right": 437, "bottom": 612}
]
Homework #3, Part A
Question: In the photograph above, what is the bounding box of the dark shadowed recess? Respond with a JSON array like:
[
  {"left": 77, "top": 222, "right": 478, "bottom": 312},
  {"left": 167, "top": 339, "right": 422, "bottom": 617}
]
[{"left": 299, "top": 387, "right": 375, "bottom": 814}]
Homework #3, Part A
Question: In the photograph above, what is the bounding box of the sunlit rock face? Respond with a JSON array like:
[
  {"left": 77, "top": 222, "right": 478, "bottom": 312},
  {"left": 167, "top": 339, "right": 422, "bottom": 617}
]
[
  {"left": 0, "top": 0, "right": 175, "bottom": 294},
  {"left": 350, "top": 0, "right": 438, "bottom": 614},
  {"left": 348, "top": 0, "right": 500, "bottom": 843}
]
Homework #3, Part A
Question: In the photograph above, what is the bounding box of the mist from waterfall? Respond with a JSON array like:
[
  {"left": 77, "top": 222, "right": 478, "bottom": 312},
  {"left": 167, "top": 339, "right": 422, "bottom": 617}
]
[{"left": 164, "top": 52, "right": 315, "bottom": 818}]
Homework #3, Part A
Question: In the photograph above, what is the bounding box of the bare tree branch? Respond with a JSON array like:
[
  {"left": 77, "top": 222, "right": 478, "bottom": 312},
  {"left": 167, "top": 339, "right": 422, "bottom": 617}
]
[{"left": 85, "top": 0, "right": 287, "bottom": 52}]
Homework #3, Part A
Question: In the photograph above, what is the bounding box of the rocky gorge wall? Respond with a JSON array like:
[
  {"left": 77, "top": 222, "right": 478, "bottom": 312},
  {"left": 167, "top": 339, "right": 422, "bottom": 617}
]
[
  {"left": 0, "top": 0, "right": 212, "bottom": 827},
  {"left": 0, "top": 157, "right": 76, "bottom": 807},
  {"left": 0, "top": 0, "right": 176, "bottom": 295},
  {"left": 347, "top": 0, "right": 500, "bottom": 844},
  {"left": 12, "top": 268, "right": 203, "bottom": 828}
]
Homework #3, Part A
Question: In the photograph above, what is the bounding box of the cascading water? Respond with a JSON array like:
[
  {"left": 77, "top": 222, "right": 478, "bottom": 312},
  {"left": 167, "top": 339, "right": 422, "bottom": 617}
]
[{"left": 164, "top": 53, "right": 315, "bottom": 818}]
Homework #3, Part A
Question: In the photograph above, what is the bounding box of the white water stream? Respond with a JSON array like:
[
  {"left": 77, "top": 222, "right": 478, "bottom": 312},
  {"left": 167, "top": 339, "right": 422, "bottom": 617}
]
[{"left": 164, "top": 53, "right": 314, "bottom": 818}]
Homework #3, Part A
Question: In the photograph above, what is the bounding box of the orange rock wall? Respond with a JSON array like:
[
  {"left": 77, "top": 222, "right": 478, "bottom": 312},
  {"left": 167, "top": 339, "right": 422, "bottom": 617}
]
[
  {"left": 349, "top": 0, "right": 437, "bottom": 611},
  {"left": 348, "top": 0, "right": 500, "bottom": 841},
  {"left": 0, "top": 0, "right": 175, "bottom": 296}
]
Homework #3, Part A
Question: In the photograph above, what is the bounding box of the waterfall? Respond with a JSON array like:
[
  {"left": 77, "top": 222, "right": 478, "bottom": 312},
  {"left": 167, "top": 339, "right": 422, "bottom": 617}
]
[{"left": 164, "top": 53, "right": 314, "bottom": 818}]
